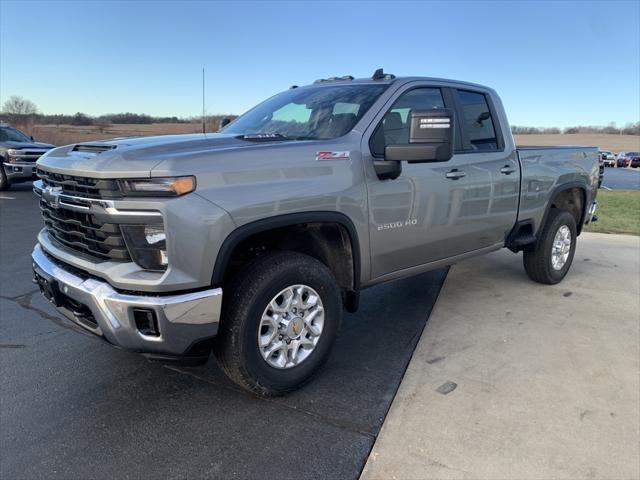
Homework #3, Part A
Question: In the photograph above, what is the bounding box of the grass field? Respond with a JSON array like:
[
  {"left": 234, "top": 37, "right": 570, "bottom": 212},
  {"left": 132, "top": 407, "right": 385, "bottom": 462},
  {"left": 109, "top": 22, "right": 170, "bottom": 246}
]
[
  {"left": 514, "top": 133, "right": 639, "bottom": 152},
  {"left": 23, "top": 123, "right": 640, "bottom": 153},
  {"left": 585, "top": 190, "right": 640, "bottom": 235},
  {"left": 30, "top": 123, "right": 205, "bottom": 146}
]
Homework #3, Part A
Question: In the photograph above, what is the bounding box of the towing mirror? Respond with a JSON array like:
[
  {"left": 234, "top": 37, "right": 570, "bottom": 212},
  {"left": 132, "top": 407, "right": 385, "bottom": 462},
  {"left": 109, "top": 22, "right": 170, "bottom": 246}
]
[{"left": 384, "top": 109, "right": 454, "bottom": 163}]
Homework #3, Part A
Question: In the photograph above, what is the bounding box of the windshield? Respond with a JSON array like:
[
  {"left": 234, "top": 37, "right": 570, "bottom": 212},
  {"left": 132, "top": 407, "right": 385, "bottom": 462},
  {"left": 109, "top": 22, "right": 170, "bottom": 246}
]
[
  {"left": 0, "top": 127, "right": 31, "bottom": 143},
  {"left": 222, "top": 84, "right": 388, "bottom": 140}
]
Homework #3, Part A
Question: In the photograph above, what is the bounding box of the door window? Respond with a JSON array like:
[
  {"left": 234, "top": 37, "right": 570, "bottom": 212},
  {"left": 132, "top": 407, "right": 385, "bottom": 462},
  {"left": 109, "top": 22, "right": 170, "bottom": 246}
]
[
  {"left": 455, "top": 90, "right": 498, "bottom": 151},
  {"left": 370, "top": 88, "right": 445, "bottom": 156}
]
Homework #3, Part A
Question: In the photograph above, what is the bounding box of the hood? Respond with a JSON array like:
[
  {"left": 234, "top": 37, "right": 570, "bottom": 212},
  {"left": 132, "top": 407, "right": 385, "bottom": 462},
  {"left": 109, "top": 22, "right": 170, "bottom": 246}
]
[
  {"left": 2, "top": 140, "right": 55, "bottom": 150},
  {"left": 36, "top": 133, "right": 277, "bottom": 178}
]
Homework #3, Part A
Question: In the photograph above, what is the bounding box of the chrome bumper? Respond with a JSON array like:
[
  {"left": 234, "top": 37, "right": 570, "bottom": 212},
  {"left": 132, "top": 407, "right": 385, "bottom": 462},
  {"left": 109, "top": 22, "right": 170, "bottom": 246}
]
[
  {"left": 31, "top": 244, "right": 222, "bottom": 358},
  {"left": 3, "top": 162, "right": 37, "bottom": 182},
  {"left": 587, "top": 200, "right": 598, "bottom": 223}
]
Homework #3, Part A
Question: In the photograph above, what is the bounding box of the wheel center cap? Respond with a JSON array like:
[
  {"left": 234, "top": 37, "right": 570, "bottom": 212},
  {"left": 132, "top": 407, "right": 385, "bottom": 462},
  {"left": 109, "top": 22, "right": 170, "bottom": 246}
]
[{"left": 286, "top": 317, "right": 304, "bottom": 339}]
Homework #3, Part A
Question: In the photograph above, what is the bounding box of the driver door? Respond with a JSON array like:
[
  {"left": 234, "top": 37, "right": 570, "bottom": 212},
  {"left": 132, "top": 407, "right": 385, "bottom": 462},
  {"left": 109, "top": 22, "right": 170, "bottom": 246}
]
[{"left": 364, "top": 84, "right": 472, "bottom": 279}]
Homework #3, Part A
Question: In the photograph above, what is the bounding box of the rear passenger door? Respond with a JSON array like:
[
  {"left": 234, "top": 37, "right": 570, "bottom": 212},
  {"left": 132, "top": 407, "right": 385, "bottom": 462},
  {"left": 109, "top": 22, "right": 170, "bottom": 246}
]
[{"left": 451, "top": 89, "right": 520, "bottom": 249}]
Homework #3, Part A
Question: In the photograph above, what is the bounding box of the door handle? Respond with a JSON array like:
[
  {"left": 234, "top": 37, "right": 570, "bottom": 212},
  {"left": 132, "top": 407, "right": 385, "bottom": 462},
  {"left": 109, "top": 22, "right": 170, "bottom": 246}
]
[
  {"left": 445, "top": 169, "right": 466, "bottom": 180},
  {"left": 500, "top": 165, "right": 516, "bottom": 175}
]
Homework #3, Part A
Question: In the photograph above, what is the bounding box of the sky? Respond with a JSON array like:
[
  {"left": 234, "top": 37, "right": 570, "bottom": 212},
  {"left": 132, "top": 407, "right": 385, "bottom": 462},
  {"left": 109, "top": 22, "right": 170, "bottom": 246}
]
[{"left": 0, "top": 0, "right": 638, "bottom": 127}]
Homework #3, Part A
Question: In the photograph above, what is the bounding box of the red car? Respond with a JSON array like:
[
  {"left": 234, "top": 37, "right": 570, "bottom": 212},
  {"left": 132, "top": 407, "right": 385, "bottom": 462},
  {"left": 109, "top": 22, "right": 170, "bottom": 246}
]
[{"left": 617, "top": 151, "right": 638, "bottom": 167}]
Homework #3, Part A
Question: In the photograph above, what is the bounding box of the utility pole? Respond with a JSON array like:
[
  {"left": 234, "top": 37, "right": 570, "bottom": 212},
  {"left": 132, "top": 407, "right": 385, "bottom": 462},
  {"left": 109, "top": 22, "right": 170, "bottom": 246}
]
[{"left": 202, "top": 67, "right": 206, "bottom": 134}]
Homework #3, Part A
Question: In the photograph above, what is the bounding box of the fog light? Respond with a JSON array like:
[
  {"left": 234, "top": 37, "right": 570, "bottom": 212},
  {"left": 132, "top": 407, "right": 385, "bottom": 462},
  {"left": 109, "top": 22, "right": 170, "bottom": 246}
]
[
  {"left": 133, "top": 308, "right": 159, "bottom": 337},
  {"left": 145, "top": 226, "right": 166, "bottom": 245},
  {"left": 121, "top": 224, "right": 168, "bottom": 271}
]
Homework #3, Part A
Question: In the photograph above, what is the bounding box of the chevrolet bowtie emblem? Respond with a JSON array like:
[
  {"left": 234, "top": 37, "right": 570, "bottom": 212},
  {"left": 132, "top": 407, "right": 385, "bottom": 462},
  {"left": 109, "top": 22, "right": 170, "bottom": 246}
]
[
  {"left": 42, "top": 186, "right": 63, "bottom": 209},
  {"left": 292, "top": 321, "right": 302, "bottom": 335}
]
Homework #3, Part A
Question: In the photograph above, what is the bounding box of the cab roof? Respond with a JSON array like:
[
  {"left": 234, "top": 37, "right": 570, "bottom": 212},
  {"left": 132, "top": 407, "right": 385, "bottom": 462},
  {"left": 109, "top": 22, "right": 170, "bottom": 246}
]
[{"left": 293, "top": 68, "right": 492, "bottom": 92}]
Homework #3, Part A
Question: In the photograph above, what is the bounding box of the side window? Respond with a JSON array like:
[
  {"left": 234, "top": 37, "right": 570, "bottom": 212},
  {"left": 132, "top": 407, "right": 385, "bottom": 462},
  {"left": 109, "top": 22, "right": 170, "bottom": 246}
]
[
  {"left": 455, "top": 90, "right": 498, "bottom": 151},
  {"left": 370, "top": 88, "right": 445, "bottom": 156}
]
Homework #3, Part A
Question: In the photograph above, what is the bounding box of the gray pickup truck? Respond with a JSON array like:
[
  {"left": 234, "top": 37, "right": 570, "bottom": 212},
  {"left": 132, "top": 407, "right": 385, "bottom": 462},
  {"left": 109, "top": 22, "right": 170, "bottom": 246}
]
[
  {"left": 0, "top": 124, "right": 54, "bottom": 190},
  {"left": 32, "top": 70, "right": 599, "bottom": 395}
]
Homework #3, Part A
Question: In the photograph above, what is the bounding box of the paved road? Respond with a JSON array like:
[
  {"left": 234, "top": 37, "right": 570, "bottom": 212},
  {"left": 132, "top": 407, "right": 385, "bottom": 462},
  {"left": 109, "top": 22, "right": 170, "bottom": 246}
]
[
  {"left": 0, "top": 184, "right": 446, "bottom": 480},
  {"left": 601, "top": 167, "right": 640, "bottom": 190},
  {"left": 363, "top": 233, "right": 640, "bottom": 480}
]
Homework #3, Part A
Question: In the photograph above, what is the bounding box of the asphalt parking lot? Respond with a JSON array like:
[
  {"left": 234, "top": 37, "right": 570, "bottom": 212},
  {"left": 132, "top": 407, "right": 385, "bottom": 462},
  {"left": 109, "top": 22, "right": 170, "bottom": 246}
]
[
  {"left": 0, "top": 183, "right": 447, "bottom": 479},
  {"left": 601, "top": 167, "right": 640, "bottom": 190}
]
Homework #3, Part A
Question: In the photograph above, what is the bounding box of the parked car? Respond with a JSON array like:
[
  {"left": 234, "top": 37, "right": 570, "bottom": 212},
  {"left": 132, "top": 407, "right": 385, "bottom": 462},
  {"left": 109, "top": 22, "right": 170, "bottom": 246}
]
[
  {"left": 617, "top": 151, "right": 630, "bottom": 167},
  {"left": 630, "top": 154, "right": 640, "bottom": 168},
  {"left": 599, "top": 150, "right": 615, "bottom": 167},
  {"left": 32, "top": 70, "right": 599, "bottom": 396},
  {"left": 0, "top": 125, "right": 55, "bottom": 190}
]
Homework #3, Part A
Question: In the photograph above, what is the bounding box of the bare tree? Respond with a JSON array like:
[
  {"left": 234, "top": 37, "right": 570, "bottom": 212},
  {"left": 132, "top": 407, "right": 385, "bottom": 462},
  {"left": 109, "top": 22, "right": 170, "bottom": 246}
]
[
  {"left": 1, "top": 96, "right": 39, "bottom": 130},
  {"left": 2, "top": 95, "right": 38, "bottom": 116}
]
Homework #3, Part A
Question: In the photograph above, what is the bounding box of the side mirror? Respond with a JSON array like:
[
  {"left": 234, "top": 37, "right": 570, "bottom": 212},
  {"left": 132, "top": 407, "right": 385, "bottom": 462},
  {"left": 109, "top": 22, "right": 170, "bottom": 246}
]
[
  {"left": 30, "top": 136, "right": 35, "bottom": 141},
  {"left": 476, "top": 111, "right": 491, "bottom": 125},
  {"left": 220, "top": 118, "right": 231, "bottom": 128},
  {"left": 384, "top": 109, "right": 454, "bottom": 163}
]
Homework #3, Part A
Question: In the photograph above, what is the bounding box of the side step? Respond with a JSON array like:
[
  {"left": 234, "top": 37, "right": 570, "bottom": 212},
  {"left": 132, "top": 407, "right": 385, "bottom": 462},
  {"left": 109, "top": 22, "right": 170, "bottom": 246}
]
[
  {"left": 506, "top": 220, "right": 537, "bottom": 253},
  {"left": 510, "top": 233, "right": 536, "bottom": 248},
  {"left": 507, "top": 233, "right": 537, "bottom": 253}
]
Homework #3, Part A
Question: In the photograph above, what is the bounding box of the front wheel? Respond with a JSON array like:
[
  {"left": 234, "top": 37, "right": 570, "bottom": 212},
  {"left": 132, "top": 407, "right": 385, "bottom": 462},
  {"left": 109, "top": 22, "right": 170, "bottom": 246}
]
[
  {"left": 0, "top": 167, "right": 10, "bottom": 191},
  {"left": 213, "top": 251, "right": 342, "bottom": 396},
  {"left": 523, "top": 208, "right": 577, "bottom": 285}
]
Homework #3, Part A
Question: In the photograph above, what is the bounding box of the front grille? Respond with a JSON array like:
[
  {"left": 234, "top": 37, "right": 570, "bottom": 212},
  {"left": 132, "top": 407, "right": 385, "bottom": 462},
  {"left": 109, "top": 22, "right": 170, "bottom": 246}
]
[
  {"left": 13, "top": 151, "right": 47, "bottom": 163},
  {"left": 37, "top": 168, "right": 121, "bottom": 199},
  {"left": 40, "top": 199, "right": 130, "bottom": 261}
]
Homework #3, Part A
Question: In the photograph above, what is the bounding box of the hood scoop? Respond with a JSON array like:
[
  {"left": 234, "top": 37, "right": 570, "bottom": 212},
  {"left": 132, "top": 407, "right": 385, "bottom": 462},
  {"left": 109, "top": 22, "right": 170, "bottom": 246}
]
[{"left": 72, "top": 144, "right": 117, "bottom": 154}]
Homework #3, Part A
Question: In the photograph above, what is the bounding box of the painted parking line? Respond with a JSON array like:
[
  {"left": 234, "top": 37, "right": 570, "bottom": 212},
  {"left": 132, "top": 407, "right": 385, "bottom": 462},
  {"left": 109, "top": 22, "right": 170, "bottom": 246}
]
[{"left": 0, "top": 196, "right": 16, "bottom": 200}]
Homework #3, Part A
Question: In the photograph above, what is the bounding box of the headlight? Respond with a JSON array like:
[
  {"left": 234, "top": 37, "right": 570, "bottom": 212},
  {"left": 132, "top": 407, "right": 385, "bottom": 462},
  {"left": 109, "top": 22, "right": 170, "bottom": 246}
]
[
  {"left": 121, "top": 225, "right": 168, "bottom": 271},
  {"left": 6, "top": 149, "right": 20, "bottom": 162},
  {"left": 118, "top": 176, "right": 196, "bottom": 197}
]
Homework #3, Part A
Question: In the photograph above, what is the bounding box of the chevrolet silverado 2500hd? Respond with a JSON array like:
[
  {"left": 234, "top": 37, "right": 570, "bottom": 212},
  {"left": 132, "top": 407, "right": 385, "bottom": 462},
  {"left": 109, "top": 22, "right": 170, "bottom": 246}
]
[
  {"left": 32, "top": 70, "right": 599, "bottom": 395},
  {"left": 0, "top": 124, "right": 54, "bottom": 190}
]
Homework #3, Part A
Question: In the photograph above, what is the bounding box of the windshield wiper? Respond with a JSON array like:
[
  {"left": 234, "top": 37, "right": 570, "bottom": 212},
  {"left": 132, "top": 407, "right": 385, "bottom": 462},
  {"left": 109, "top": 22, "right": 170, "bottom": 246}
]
[
  {"left": 236, "top": 133, "right": 293, "bottom": 142},
  {"left": 236, "top": 133, "right": 316, "bottom": 142}
]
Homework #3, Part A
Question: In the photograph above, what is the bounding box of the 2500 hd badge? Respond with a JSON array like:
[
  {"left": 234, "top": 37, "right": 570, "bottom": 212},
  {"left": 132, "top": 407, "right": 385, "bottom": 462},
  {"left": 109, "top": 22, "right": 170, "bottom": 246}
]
[{"left": 377, "top": 219, "right": 418, "bottom": 231}]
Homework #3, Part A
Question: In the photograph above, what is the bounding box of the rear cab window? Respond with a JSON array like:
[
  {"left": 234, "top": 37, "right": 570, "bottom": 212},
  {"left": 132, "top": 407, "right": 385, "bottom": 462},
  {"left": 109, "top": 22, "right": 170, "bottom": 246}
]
[{"left": 454, "top": 89, "right": 501, "bottom": 152}]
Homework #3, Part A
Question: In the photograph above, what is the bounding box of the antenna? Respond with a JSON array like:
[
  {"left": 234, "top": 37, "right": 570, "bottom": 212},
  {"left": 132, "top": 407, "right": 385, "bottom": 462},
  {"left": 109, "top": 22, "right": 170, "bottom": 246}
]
[{"left": 202, "top": 67, "right": 206, "bottom": 134}]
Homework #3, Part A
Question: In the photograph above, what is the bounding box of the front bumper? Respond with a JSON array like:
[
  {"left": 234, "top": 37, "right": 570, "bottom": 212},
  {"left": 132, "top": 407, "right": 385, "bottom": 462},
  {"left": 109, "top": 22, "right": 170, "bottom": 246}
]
[
  {"left": 3, "top": 162, "right": 38, "bottom": 182},
  {"left": 31, "top": 244, "right": 223, "bottom": 359}
]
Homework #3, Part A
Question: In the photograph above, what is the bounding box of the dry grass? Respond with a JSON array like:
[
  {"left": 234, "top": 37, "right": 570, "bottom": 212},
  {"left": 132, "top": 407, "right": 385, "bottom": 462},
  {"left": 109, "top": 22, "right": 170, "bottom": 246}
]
[
  {"left": 514, "top": 134, "right": 640, "bottom": 153},
  {"left": 29, "top": 123, "right": 207, "bottom": 146},
  {"left": 22, "top": 123, "right": 640, "bottom": 153}
]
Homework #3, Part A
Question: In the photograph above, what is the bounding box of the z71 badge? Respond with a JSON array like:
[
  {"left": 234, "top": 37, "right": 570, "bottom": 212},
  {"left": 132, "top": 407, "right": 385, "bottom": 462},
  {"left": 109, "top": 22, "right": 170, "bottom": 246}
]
[{"left": 316, "top": 151, "right": 350, "bottom": 161}]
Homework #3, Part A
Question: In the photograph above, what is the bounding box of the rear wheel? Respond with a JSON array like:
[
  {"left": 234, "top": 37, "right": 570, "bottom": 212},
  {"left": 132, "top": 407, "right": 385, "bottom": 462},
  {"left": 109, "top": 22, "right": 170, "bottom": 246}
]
[
  {"left": 213, "top": 251, "right": 342, "bottom": 396},
  {"left": 523, "top": 208, "right": 577, "bottom": 285}
]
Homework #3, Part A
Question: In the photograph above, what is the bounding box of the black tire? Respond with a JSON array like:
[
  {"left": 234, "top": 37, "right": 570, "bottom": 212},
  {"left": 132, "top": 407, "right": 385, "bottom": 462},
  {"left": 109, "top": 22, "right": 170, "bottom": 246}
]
[
  {"left": 213, "top": 251, "right": 342, "bottom": 396},
  {"left": 523, "top": 208, "right": 577, "bottom": 285},
  {"left": 0, "top": 167, "right": 10, "bottom": 191}
]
